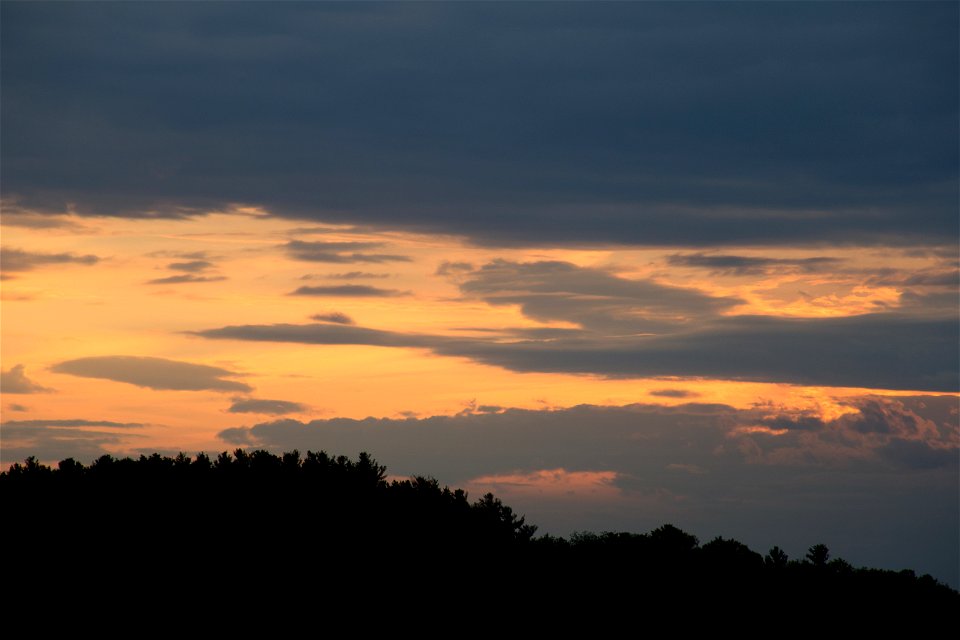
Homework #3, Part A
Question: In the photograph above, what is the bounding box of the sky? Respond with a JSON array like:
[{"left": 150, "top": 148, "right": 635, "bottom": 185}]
[{"left": 1, "top": 2, "right": 958, "bottom": 585}]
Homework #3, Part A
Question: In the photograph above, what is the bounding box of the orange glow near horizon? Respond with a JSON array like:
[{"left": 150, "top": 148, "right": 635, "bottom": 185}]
[{"left": 2, "top": 209, "right": 956, "bottom": 462}]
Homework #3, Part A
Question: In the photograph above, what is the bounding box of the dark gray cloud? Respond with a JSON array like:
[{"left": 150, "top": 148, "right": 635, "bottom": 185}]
[
  {"left": 51, "top": 356, "right": 252, "bottom": 392},
  {"left": 284, "top": 241, "right": 410, "bottom": 264},
  {"left": 146, "top": 274, "right": 227, "bottom": 285},
  {"left": 227, "top": 397, "right": 307, "bottom": 416},
  {"left": 667, "top": 253, "right": 843, "bottom": 276},
  {"left": 317, "top": 271, "right": 390, "bottom": 280},
  {"left": 441, "top": 315, "right": 959, "bottom": 392},
  {"left": 218, "top": 396, "right": 958, "bottom": 584},
  {"left": 1, "top": 364, "right": 53, "bottom": 394},
  {"left": 193, "top": 310, "right": 958, "bottom": 392},
  {"left": 1, "top": 247, "right": 99, "bottom": 272},
  {"left": 457, "top": 260, "right": 742, "bottom": 333},
  {"left": 193, "top": 322, "right": 430, "bottom": 349},
  {"left": 7, "top": 403, "right": 29, "bottom": 412},
  {"left": 290, "top": 285, "right": 406, "bottom": 297},
  {"left": 167, "top": 260, "right": 213, "bottom": 272},
  {"left": 0, "top": 209, "right": 85, "bottom": 230},
  {"left": 867, "top": 267, "right": 960, "bottom": 288},
  {"left": 649, "top": 389, "right": 699, "bottom": 398},
  {"left": 309, "top": 312, "right": 354, "bottom": 325},
  {"left": 3, "top": 3, "right": 954, "bottom": 247}
]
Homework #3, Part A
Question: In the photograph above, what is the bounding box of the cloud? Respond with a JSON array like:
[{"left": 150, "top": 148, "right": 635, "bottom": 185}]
[
  {"left": 439, "top": 314, "right": 958, "bottom": 391},
  {"left": 6, "top": 404, "right": 29, "bottom": 412},
  {"left": 318, "top": 272, "right": 390, "bottom": 280},
  {"left": 3, "top": 3, "right": 955, "bottom": 248},
  {"left": 146, "top": 250, "right": 210, "bottom": 260},
  {"left": 216, "top": 396, "right": 958, "bottom": 582},
  {"left": 1, "top": 247, "right": 100, "bottom": 272},
  {"left": 649, "top": 389, "right": 699, "bottom": 398},
  {"left": 51, "top": 356, "right": 252, "bottom": 392},
  {"left": 436, "top": 261, "right": 474, "bottom": 276},
  {"left": 1, "top": 365, "right": 53, "bottom": 394},
  {"left": 867, "top": 267, "right": 960, "bottom": 288},
  {"left": 193, "top": 310, "right": 958, "bottom": 392},
  {"left": 167, "top": 260, "right": 213, "bottom": 272},
  {"left": 226, "top": 397, "right": 307, "bottom": 415},
  {"left": 667, "top": 253, "right": 843, "bottom": 276},
  {"left": 192, "top": 322, "right": 429, "bottom": 348},
  {"left": 221, "top": 397, "right": 956, "bottom": 479},
  {"left": 0, "top": 419, "right": 146, "bottom": 467},
  {"left": 289, "top": 285, "right": 407, "bottom": 297},
  {"left": 145, "top": 274, "right": 227, "bottom": 285},
  {"left": 284, "top": 241, "right": 410, "bottom": 264},
  {"left": 309, "top": 312, "right": 354, "bottom": 325},
  {"left": 456, "top": 260, "right": 742, "bottom": 333},
  {"left": 0, "top": 211, "right": 86, "bottom": 230},
  {"left": 1, "top": 419, "right": 143, "bottom": 428}
]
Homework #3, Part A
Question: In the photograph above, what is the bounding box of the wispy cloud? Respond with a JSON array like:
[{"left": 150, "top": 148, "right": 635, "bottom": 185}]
[
  {"left": 667, "top": 253, "right": 843, "bottom": 276},
  {"left": 1, "top": 247, "right": 100, "bottom": 272},
  {"left": 284, "top": 241, "right": 410, "bottom": 264},
  {"left": 146, "top": 274, "right": 227, "bottom": 285}
]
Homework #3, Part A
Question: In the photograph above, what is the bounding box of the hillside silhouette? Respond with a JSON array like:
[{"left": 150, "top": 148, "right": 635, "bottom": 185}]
[{"left": 3, "top": 449, "right": 956, "bottom": 625}]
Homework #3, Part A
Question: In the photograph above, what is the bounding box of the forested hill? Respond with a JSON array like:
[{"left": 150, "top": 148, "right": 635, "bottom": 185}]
[{"left": 3, "top": 449, "right": 956, "bottom": 623}]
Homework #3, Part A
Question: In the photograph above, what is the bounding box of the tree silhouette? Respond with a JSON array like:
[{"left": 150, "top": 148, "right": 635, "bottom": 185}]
[
  {"left": 765, "top": 545, "right": 789, "bottom": 568},
  {"left": 2, "top": 448, "right": 958, "bottom": 621},
  {"left": 806, "top": 543, "right": 830, "bottom": 567}
]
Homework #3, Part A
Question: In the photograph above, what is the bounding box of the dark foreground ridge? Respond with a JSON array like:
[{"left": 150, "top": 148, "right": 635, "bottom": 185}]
[{"left": 4, "top": 450, "right": 956, "bottom": 625}]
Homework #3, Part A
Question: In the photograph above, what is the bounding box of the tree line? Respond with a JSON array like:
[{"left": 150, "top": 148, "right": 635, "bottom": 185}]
[{"left": 3, "top": 449, "right": 955, "bottom": 623}]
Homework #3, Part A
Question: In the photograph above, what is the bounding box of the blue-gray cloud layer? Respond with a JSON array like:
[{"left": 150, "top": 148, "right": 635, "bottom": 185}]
[
  {"left": 218, "top": 396, "right": 959, "bottom": 585},
  {"left": 3, "top": 3, "right": 956, "bottom": 247}
]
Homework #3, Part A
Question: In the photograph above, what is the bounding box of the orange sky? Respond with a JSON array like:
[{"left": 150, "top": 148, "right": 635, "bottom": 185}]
[{"left": 2, "top": 208, "right": 954, "bottom": 460}]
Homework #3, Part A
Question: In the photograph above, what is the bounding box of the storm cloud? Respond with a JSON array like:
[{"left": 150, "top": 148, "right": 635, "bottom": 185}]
[
  {"left": 51, "top": 356, "right": 252, "bottom": 392},
  {"left": 3, "top": 3, "right": 955, "bottom": 247}
]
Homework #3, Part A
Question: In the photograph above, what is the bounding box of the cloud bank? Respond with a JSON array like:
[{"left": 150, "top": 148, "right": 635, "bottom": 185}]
[
  {"left": 218, "top": 396, "right": 958, "bottom": 583},
  {"left": 3, "top": 3, "right": 955, "bottom": 247}
]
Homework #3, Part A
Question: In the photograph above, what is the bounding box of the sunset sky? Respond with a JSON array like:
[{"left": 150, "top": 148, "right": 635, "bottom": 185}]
[{"left": 2, "top": 2, "right": 957, "bottom": 585}]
